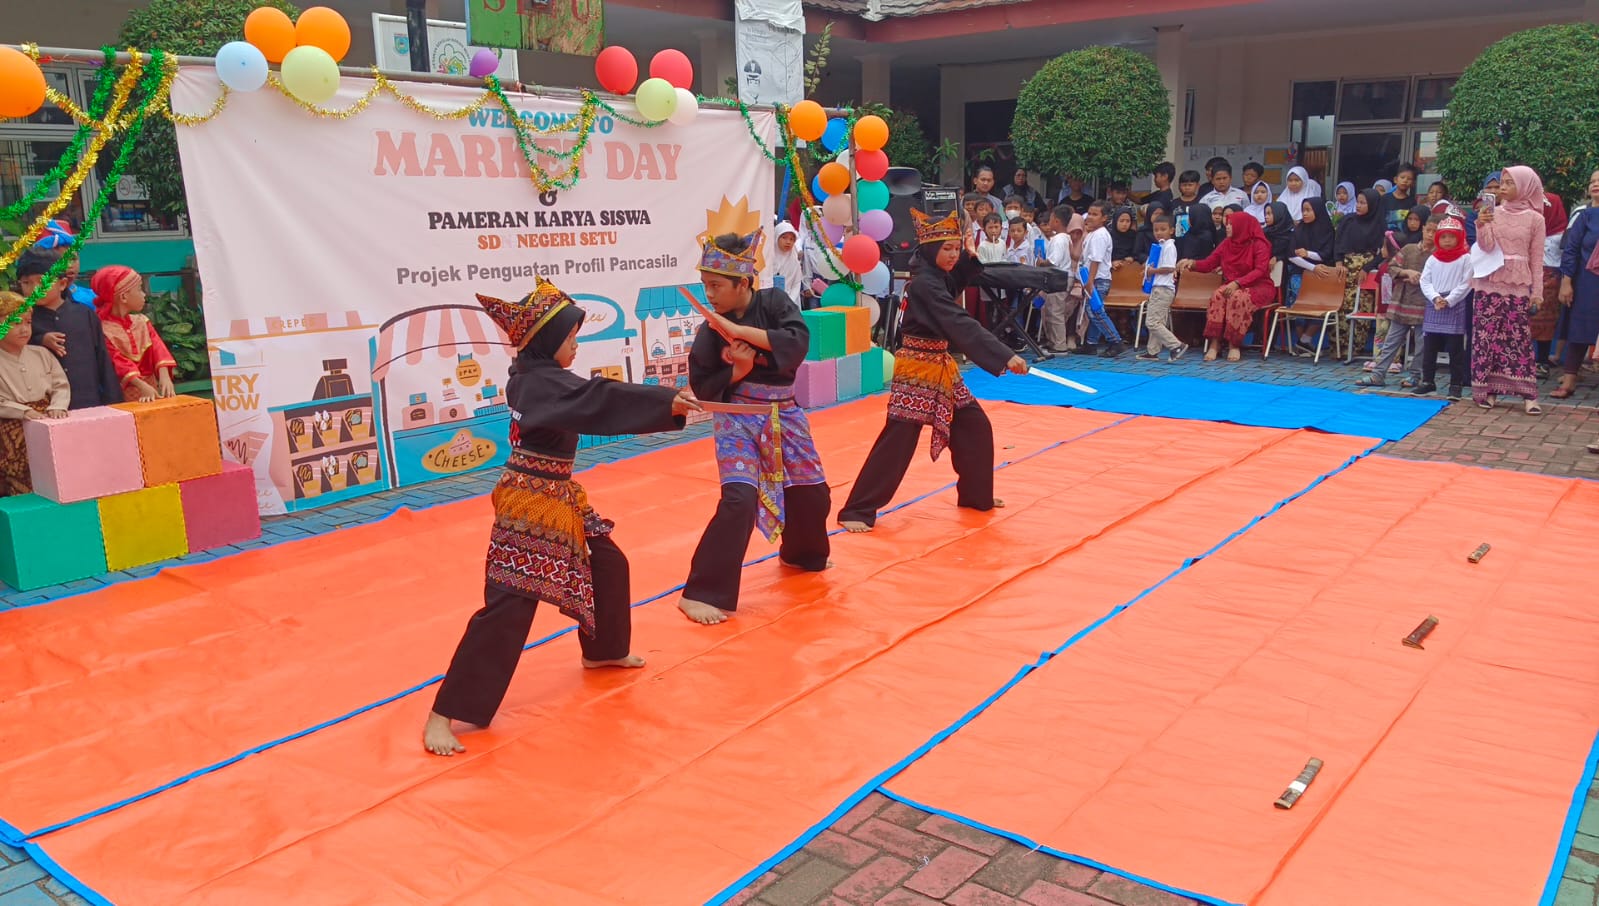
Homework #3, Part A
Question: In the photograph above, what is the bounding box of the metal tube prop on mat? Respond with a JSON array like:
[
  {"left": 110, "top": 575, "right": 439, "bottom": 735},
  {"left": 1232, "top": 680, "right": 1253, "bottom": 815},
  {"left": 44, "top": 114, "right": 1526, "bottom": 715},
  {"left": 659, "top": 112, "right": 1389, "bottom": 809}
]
[
  {"left": 1468, "top": 542, "right": 1491, "bottom": 563},
  {"left": 1027, "top": 368, "right": 1099, "bottom": 395},
  {"left": 1403, "top": 615, "right": 1439, "bottom": 649},
  {"left": 1275, "top": 758, "right": 1323, "bottom": 809}
]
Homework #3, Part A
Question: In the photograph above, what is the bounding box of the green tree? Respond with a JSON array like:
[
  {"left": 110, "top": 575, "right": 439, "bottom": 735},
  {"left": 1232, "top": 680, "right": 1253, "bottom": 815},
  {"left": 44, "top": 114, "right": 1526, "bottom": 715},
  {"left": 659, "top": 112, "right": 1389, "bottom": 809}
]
[
  {"left": 1437, "top": 23, "right": 1599, "bottom": 203},
  {"left": 1011, "top": 46, "right": 1169, "bottom": 185},
  {"left": 117, "top": 0, "right": 300, "bottom": 220}
]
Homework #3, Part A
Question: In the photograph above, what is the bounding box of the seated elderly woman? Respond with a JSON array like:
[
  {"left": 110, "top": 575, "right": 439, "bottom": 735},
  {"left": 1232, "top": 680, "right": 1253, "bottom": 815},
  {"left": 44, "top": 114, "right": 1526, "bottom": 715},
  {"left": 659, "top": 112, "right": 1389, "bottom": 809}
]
[{"left": 1179, "top": 210, "right": 1278, "bottom": 361}]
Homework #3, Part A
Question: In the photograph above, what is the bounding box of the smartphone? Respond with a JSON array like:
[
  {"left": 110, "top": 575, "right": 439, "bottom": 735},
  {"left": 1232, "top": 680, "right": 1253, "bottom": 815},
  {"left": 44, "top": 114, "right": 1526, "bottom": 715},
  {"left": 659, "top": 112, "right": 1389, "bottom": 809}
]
[{"left": 1477, "top": 191, "right": 1496, "bottom": 212}]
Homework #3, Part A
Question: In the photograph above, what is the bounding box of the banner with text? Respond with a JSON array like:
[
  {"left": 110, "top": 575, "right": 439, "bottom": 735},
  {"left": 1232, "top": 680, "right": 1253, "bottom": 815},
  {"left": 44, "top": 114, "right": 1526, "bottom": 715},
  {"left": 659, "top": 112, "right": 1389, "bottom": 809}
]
[{"left": 171, "top": 69, "right": 774, "bottom": 515}]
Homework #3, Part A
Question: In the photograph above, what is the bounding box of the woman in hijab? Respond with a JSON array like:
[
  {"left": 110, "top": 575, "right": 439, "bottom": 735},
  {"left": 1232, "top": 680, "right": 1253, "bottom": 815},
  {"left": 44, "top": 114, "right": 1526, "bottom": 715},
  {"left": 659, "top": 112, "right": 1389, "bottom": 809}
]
[
  {"left": 1276, "top": 167, "right": 1321, "bottom": 224},
  {"left": 1286, "top": 196, "right": 1337, "bottom": 336},
  {"left": 1110, "top": 206, "right": 1139, "bottom": 266},
  {"left": 1333, "top": 188, "right": 1387, "bottom": 357},
  {"left": 1134, "top": 200, "right": 1170, "bottom": 262},
  {"left": 426, "top": 278, "right": 697, "bottom": 756},
  {"left": 1264, "top": 201, "right": 1296, "bottom": 262},
  {"left": 1470, "top": 164, "right": 1547, "bottom": 413},
  {"left": 764, "top": 221, "right": 805, "bottom": 299},
  {"left": 1334, "top": 182, "right": 1358, "bottom": 217},
  {"left": 1556, "top": 169, "right": 1599, "bottom": 403},
  {"left": 1374, "top": 179, "right": 1394, "bottom": 196},
  {"left": 1531, "top": 192, "right": 1567, "bottom": 377},
  {"left": 1179, "top": 210, "right": 1277, "bottom": 362},
  {"left": 1392, "top": 206, "right": 1429, "bottom": 251},
  {"left": 1245, "top": 181, "right": 1274, "bottom": 224}
]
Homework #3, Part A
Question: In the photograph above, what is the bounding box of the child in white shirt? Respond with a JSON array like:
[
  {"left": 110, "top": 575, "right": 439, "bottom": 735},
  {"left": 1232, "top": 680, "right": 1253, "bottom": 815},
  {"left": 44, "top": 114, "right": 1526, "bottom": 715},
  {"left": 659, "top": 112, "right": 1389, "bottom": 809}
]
[
  {"left": 1417, "top": 215, "right": 1473, "bottom": 399},
  {"left": 1003, "top": 219, "right": 1036, "bottom": 265},
  {"left": 1135, "top": 214, "right": 1187, "bottom": 361},
  {"left": 1079, "top": 201, "right": 1127, "bottom": 356},
  {"left": 976, "top": 214, "right": 1007, "bottom": 264}
]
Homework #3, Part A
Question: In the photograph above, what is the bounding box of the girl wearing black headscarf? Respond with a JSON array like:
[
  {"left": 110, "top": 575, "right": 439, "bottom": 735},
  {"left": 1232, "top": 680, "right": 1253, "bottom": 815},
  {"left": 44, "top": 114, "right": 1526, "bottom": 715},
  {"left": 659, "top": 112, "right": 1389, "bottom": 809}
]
[
  {"left": 1334, "top": 188, "right": 1387, "bottom": 356},
  {"left": 839, "top": 209, "right": 1026, "bottom": 532},
  {"left": 1285, "top": 197, "right": 1336, "bottom": 339},
  {"left": 1110, "top": 206, "right": 1140, "bottom": 266},
  {"left": 1263, "top": 201, "right": 1295, "bottom": 261},
  {"left": 425, "top": 277, "right": 696, "bottom": 757}
]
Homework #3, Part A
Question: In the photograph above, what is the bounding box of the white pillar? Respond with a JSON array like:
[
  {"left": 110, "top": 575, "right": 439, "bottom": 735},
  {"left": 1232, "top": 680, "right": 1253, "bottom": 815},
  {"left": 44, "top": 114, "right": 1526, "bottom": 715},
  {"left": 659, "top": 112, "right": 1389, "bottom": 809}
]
[
  {"left": 697, "top": 29, "right": 735, "bottom": 98},
  {"left": 1154, "top": 26, "right": 1186, "bottom": 164},
  {"left": 860, "top": 53, "right": 892, "bottom": 105}
]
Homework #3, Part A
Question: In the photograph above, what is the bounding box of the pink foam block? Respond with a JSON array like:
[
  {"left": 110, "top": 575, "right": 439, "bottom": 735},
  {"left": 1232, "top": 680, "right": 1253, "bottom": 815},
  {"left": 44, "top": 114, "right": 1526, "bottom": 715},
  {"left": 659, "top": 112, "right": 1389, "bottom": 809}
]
[
  {"left": 179, "top": 462, "right": 262, "bottom": 552},
  {"left": 794, "top": 358, "right": 838, "bottom": 409},
  {"left": 24, "top": 406, "right": 144, "bottom": 504}
]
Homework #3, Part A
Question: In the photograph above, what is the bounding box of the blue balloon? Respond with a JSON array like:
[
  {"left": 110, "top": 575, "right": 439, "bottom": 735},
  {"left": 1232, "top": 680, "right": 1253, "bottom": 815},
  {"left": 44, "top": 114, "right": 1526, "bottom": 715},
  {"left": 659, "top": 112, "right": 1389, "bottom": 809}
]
[
  {"left": 820, "top": 118, "right": 848, "bottom": 152},
  {"left": 215, "top": 41, "right": 268, "bottom": 92},
  {"left": 811, "top": 173, "right": 830, "bottom": 202}
]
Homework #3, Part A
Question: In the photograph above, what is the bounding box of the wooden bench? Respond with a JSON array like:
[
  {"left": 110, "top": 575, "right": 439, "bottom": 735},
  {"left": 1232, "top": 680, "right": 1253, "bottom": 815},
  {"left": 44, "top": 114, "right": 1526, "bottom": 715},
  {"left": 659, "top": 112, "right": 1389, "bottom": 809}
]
[
  {"left": 1266, "top": 266, "right": 1344, "bottom": 363},
  {"left": 1101, "top": 264, "right": 1150, "bottom": 348}
]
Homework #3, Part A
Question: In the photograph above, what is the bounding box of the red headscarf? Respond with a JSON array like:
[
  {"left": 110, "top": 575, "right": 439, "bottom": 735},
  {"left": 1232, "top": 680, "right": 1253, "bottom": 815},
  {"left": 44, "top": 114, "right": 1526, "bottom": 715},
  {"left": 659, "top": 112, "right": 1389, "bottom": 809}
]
[
  {"left": 1433, "top": 216, "right": 1468, "bottom": 263},
  {"left": 1543, "top": 192, "right": 1567, "bottom": 237},
  {"left": 90, "top": 265, "right": 139, "bottom": 316},
  {"left": 1219, "top": 211, "right": 1270, "bottom": 279}
]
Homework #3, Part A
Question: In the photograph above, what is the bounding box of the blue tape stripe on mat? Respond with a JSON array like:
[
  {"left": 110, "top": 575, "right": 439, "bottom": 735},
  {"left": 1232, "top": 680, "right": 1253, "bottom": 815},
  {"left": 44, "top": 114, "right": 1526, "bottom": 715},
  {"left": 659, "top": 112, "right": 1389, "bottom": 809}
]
[
  {"left": 17, "top": 416, "right": 1135, "bottom": 846},
  {"left": 706, "top": 440, "right": 1381, "bottom": 905},
  {"left": 877, "top": 788, "right": 1246, "bottom": 906},
  {"left": 21, "top": 841, "right": 115, "bottom": 906},
  {"left": 962, "top": 368, "right": 1447, "bottom": 442},
  {"left": 1540, "top": 730, "right": 1599, "bottom": 906}
]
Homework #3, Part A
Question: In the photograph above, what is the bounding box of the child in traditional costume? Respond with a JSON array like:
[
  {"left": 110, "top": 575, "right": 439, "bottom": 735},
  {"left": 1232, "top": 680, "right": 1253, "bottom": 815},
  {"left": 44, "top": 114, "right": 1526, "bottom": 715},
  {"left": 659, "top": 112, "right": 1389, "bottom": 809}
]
[
  {"left": 677, "top": 230, "right": 833, "bottom": 626},
  {"left": 0, "top": 292, "right": 71, "bottom": 496},
  {"left": 837, "top": 210, "right": 1027, "bottom": 532},
  {"left": 92, "top": 265, "right": 177, "bottom": 403},
  {"left": 424, "top": 276, "right": 698, "bottom": 756}
]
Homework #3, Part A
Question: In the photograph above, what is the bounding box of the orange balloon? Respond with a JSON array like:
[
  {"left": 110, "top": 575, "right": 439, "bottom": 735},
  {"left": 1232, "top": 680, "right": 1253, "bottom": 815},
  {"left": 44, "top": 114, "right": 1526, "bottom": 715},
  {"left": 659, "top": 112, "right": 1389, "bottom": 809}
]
[
  {"left": 0, "top": 47, "right": 47, "bottom": 119},
  {"left": 854, "top": 114, "right": 889, "bottom": 152},
  {"left": 295, "top": 6, "right": 352, "bottom": 62},
  {"left": 789, "top": 100, "right": 827, "bottom": 143},
  {"left": 818, "top": 162, "right": 851, "bottom": 196},
  {"left": 245, "top": 7, "right": 297, "bottom": 64}
]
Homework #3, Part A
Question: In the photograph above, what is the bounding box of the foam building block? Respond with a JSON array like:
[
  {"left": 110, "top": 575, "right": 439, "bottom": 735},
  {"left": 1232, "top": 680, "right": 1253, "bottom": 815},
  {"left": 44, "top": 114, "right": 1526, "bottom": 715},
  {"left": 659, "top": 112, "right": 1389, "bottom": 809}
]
[
  {"left": 794, "top": 358, "right": 838, "bottom": 409},
  {"left": 179, "top": 462, "right": 262, "bottom": 552},
  {"left": 98, "top": 484, "right": 188, "bottom": 572},
  {"left": 0, "top": 495, "right": 108, "bottom": 591},
  {"left": 861, "top": 346, "right": 889, "bottom": 395},
  {"left": 817, "top": 305, "right": 872, "bottom": 355},
  {"left": 835, "top": 352, "right": 863, "bottom": 402},
  {"left": 112, "top": 395, "right": 223, "bottom": 487},
  {"left": 801, "top": 309, "right": 847, "bottom": 361},
  {"left": 23, "top": 406, "right": 144, "bottom": 504}
]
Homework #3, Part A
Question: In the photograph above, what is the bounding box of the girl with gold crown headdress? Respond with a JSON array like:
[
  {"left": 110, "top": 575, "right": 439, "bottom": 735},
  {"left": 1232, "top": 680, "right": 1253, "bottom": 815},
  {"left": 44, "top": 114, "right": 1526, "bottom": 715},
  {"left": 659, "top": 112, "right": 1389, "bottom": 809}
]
[
  {"left": 675, "top": 229, "right": 834, "bottom": 626},
  {"left": 423, "top": 276, "right": 701, "bottom": 757},
  {"left": 836, "top": 207, "right": 1027, "bottom": 533}
]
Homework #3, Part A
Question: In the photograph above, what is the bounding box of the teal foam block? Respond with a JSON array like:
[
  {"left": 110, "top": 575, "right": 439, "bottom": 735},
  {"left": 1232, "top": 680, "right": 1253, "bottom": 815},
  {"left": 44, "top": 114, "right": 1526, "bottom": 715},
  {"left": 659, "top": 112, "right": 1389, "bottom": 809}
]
[
  {"left": 801, "top": 309, "right": 847, "bottom": 361},
  {"left": 835, "top": 352, "right": 863, "bottom": 401},
  {"left": 0, "top": 494, "right": 108, "bottom": 591}
]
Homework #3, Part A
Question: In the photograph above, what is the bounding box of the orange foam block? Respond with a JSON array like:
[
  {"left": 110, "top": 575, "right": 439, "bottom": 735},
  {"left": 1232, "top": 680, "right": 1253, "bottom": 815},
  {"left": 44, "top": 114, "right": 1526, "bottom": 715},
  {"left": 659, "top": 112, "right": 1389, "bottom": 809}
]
[
  {"left": 98, "top": 484, "right": 188, "bottom": 571},
  {"left": 817, "top": 304, "right": 872, "bottom": 355},
  {"left": 111, "top": 395, "right": 223, "bottom": 487},
  {"left": 23, "top": 406, "right": 144, "bottom": 503},
  {"left": 179, "top": 462, "right": 261, "bottom": 552}
]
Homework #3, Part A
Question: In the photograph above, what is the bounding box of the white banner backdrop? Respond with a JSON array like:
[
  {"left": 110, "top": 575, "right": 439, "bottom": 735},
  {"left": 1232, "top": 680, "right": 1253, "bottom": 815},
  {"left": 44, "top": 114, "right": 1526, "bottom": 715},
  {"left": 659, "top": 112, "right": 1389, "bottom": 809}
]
[
  {"left": 171, "top": 69, "right": 774, "bottom": 515},
  {"left": 735, "top": 0, "right": 804, "bottom": 108}
]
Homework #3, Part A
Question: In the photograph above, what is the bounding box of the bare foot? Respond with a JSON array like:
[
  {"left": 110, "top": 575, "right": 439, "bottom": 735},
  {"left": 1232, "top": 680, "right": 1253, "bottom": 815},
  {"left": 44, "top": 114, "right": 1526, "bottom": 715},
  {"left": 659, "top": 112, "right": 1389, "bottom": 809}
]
[
  {"left": 583, "top": 653, "right": 647, "bottom": 669},
  {"left": 422, "top": 711, "right": 465, "bottom": 757},
  {"left": 678, "top": 598, "right": 729, "bottom": 624},
  {"left": 780, "top": 557, "right": 835, "bottom": 570},
  {"left": 840, "top": 520, "right": 873, "bottom": 533}
]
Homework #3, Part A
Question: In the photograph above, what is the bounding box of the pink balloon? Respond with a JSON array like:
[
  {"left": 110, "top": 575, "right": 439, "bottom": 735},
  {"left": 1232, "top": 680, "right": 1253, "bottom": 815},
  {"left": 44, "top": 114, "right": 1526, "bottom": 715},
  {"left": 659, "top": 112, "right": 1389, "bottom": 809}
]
[
  {"left": 820, "top": 217, "right": 846, "bottom": 244},
  {"left": 822, "top": 194, "right": 854, "bottom": 227},
  {"left": 469, "top": 49, "right": 499, "bottom": 78},
  {"left": 860, "top": 209, "right": 893, "bottom": 242}
]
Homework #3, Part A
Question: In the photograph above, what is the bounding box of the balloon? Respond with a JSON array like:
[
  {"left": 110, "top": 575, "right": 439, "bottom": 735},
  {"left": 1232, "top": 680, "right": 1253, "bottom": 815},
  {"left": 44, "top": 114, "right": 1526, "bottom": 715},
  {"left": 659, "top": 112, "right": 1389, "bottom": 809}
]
[
  {"left": 821, "top": 282, "right": 856, "bottom": 308},
  {"left": 823, "top": 195, "right": 854, "bottom": 227},
  {"left": 855, "top": 148, "right": 889, "bottom": 181},
  {"left": 214, "top": 41, "right": 268, "bottom": 92},
  {"left": 810, "top": 174, "right": 830, "bottom": 203},
  {"left": 634, "top": 77, "right": 678, "bottom": 122},
  {"left": 595, "top": 46, "right": 638, "bottom": 94},
  {"left": 469, "top": 49, "right": 500, "bottom": 78},
  {"left": 820, "top": 117, "right": 848, "bottom": 152},
  {"left": 649, "top": 49, "right": 694, "bottom": 90},
  {"left": 0, "top": 48, "right": 46, "bottom": 119},
  {"left": 279, "top": 45, "right": 341, "bottom": 105},
  {"left": 857, "top": 179, "right": 890, "bottom": 212},
  {"left": 667, "top": 87, "right": 698, "bottom": 125},
  {"left": 833, "top": 149, "right": 851, "bottom": 172},
  {"left": 859, "top": 292, "right": 883, "bottom": 326},
  {"left": 820, "top": 217, "right": 846, "bottom": 244},
  {"left": 818, "top": 162, "right": 851, "bottom": 196},
  {"left": 859, "top": 209, "right": 893, "bottom": 242},
  {"left": 295, "top": 7, "right": 352, "bottom": 62},
  {"left": 854, "top": 114, "right": 889, "bottom": 151},
  {"left": 244, "top": 6, "right": 296, "bottom": 64},
  {"left": 861, "top": 262, "right": 891, "bottom": 295},
  {"left": 842, "top": 235, "right": 881, "bottom": 274},
  {"left": 788, "top": 100, "right": 826, "bottom": 142}
]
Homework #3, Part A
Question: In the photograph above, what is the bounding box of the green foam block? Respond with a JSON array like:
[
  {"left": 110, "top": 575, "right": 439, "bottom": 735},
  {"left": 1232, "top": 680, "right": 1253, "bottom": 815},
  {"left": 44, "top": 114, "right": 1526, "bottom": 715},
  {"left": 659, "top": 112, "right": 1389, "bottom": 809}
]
[
  {"left": 801, "top": 309, "right": 848, "bottom": 361},
  {"left": 861, "top": 347, "right": 889, "bottom": 394},
  {"left": 0, "top": 494, "right": 109, "bottom": 591}
]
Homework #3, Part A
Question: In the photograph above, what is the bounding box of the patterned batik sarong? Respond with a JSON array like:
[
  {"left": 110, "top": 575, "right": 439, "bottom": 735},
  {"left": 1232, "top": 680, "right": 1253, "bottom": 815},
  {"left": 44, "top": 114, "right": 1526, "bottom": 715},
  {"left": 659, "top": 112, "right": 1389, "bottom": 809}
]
[
  {"left": 712, "top": 380, "right": 827, "bottom": 544},
  {"left": 484, "top": 448, "right": 612, "bottom": 636},
  {"left": 887, "top": 335, "right": 973, "bottom": 461}
]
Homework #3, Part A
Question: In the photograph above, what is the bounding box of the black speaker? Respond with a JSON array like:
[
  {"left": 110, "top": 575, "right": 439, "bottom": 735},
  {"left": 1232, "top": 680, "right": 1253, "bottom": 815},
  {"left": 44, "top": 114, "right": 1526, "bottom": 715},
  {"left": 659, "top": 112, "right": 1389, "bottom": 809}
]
[{"left": 885, "top": 183, "right": 959, "bottom": 272}]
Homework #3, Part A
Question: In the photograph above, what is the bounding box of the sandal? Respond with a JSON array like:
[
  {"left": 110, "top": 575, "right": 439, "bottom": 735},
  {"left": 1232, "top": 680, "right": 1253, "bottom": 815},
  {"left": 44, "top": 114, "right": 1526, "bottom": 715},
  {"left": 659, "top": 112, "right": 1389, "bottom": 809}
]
[
  {"left": 1588, "top": 441, "right": 1599, "bottom": 455},
  {"left": 1525, "top": 400, "right": 1543, "bottom": 415},
  {"left": 1355, "top": 377, "right": 1385, "bottom": 388},
  {"left": 1477, "top": 398, "right": 1495, "bottom": 410},
  {"left": 1550, "top": 374, "right": 1577, "bottom": 399}
]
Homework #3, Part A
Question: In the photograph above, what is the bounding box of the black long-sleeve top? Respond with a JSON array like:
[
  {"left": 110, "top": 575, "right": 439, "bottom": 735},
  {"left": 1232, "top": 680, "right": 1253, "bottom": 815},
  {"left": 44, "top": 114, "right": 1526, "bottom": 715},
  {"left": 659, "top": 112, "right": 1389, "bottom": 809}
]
[
  {"left": 688, "top": 287, "right": 810, "bottom": 402},
  {"left": 902, "top": 254, "right": 1014, "bottom": 376},
  {"left": 28, "top": 300, "right": 120, "bottom": 408},
  {"left": 508, "top": 359, "right": 683, "bottom": 459}
]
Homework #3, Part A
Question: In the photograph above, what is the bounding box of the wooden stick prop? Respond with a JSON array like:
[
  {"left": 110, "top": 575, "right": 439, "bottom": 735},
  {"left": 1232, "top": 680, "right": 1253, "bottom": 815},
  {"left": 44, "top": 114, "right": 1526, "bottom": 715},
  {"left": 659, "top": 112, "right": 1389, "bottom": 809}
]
[
  {"left": 1402, "top": 616, "right": 1439, "bottom": 649},
  {"left": 1468, "top": 543, "right": 1491, "bottom": 563},
  {"left": 686, "top": 294, "right": 737, "bottom": 343},
  {"left": 696, "top": 401, "right": 773, "bottom": 415},
  {"left": 1274, "top": 758, "right": 1323, "bottom": 809}
]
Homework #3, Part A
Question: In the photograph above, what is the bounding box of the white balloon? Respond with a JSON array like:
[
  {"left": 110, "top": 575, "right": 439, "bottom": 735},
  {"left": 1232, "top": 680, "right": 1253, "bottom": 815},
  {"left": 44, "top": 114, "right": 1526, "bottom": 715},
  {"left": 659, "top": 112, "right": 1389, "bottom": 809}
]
[
  {"left": 861, "top": 261, "right": 891, "bottom": 295},
  {"left": 667, "top": 87, "right": 699, "bottom": 125},
  {"left": 822, "top": 194, "right": 854, "bottom": 227},
  {"left": 833, "top": 149, "right": 851, "bottom": 173},
  {"left": 858, "top": 292, "right": 882, "bottom": 325},
  {"left": 215, "top": 41, "right": 268, "bottom": 92}
]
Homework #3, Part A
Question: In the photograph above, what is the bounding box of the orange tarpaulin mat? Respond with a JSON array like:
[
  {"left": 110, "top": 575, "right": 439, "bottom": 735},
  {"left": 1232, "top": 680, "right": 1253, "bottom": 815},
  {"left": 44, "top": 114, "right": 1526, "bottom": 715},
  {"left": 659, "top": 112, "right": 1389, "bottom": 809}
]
[
  {"left": 20, "top": 417, "right": 1373, "bottom": 904},
  {"left": 889, "top": 456, "right": 1599, "bottom": 906},
  {"left": 0, "top": 400, "right": 1117, "bottom": 840}
]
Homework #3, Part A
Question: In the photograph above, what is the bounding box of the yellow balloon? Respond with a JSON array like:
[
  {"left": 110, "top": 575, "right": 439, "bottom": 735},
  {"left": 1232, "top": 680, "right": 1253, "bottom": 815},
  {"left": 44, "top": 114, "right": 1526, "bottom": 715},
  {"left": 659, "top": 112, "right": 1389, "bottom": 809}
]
[
  {"left": 280, "top": 45, "right": 340, "bottom": 105},
  {"left": 635, "top": 77, "right": 678, "bottom": 123}
]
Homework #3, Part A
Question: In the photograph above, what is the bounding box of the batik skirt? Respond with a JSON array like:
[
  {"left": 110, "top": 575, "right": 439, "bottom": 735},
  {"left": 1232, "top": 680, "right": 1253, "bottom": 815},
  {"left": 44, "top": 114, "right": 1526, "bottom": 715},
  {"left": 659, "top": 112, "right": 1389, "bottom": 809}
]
[
  {"left": 887, "top": 335, "right": 973, "bottom": 461},
  {"left": 713, "top": 380, "right": 827, "bottom": 544}
]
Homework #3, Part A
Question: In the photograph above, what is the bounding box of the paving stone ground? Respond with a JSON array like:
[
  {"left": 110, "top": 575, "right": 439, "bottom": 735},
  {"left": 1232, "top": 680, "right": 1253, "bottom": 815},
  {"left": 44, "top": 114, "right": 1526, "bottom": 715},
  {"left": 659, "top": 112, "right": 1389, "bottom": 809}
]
[{"left": 3, "top": 350, "right": 1596, "bottom": 905}]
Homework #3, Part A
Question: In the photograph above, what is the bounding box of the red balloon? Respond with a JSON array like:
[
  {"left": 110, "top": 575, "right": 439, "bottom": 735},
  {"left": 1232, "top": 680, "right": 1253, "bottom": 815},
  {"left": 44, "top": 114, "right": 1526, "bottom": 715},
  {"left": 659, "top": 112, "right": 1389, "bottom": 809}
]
[
  {"left": 650, "top": 49, "right": 694, "bottom": 91},
  {"left": 595, "top": 46, "right": 638, "bottom": 94},
  {"left": 855, "top": 149, "right": 889, "bottom": 181},
  {"left": 842, "top": 235, "right": 881, "bottom": 275}
]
